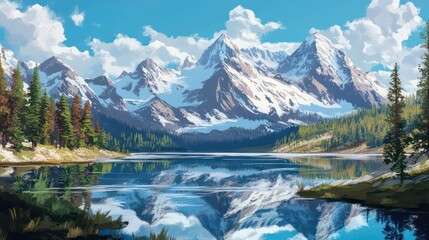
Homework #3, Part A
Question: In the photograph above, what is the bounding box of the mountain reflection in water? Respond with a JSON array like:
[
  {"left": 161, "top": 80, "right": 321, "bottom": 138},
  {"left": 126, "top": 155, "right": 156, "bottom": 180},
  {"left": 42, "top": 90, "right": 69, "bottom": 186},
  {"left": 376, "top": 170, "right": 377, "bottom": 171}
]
[{"left": 1, "top": 153, "right": 428, "bottom": 240}]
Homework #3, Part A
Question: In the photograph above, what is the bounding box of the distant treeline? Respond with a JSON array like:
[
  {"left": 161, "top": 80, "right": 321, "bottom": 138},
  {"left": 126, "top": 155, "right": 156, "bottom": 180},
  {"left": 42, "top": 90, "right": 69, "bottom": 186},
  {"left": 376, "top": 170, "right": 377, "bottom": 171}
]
[
  {"left": 94, "top": 114, "right": 179, "bottom": 152},
  {"left": 275, "top": 97, "right": 420, "bottom": 151},
  {"left": 179, "top": 126, "right": 298, "bottom": 152}
]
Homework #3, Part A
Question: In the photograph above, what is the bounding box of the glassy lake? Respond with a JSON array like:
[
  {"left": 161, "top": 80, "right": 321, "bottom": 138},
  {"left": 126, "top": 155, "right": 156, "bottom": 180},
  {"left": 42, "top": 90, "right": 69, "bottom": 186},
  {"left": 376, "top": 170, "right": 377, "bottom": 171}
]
[{"left": 1, "top": 153, "right": 428, "bottom": 240}]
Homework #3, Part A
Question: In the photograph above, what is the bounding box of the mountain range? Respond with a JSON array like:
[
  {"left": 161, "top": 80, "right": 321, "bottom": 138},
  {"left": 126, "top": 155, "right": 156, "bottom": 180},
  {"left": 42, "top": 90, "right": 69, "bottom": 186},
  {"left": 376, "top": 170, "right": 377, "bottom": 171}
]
[{"left": 0, "top": 32, "right": 388, "bottom": 134}]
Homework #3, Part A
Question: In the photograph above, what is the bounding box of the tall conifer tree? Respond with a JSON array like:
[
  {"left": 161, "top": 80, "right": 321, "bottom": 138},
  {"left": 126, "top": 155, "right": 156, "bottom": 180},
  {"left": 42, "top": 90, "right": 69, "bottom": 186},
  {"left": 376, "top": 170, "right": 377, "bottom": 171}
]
[
  {"left": 27, "top": 64, "right": 42, "bottom": 149},
  {"left": 413, "top": 20, "right": 429, "bottom": 154},
  {"left": 56, "top": 94, "right": 74, "bottom": 149},
  {"left": 71, "top": 94, "right": 83, "bottom": 147},
  {"left": 0, "top": 58, "right": 10, "bottom": 147},
  {"left": 48, "top": 95, "right": 56, "bottom": 144},
  {"left": 383, "top": 63, "right": 407, "bottom": 182},
  {"left": 81, "top": 100, "right": 96, "bottom": 146},
  {"left": 9, "top": 66, "right": 25, "bottom": 151},
  {"left": 39, "top": 92, "right": 50, "bottom": 144}
]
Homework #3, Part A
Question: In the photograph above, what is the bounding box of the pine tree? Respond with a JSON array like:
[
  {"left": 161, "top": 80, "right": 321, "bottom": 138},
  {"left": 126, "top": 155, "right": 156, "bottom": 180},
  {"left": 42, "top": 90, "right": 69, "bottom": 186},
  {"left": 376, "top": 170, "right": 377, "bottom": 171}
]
[
  {"left": 383, "top": 63, "right": 407, "bottom": 182},
  {"left": 56, "top": 94, "right": 74, "bottom": 149},
  {"left": 39, "top": 92, "right": 50, "bottom": 144},
  {"left": 9, "top": 66, "right": 25, "bottom": 151},
  {"left": 48, "top": 95, "right": 56, "bottom": 144},
  {"left": 27, "top": 64, "right": 42, "bottom": 149},
  {"left": 0, "top": 58, "right": 6, "bottom": 94},
  {"left": 94, "top": 121, "right": 102, "bottom": 148},
  {"left": 94, "top": 121, "right": 101, "bottom": 134},
  {"left": 81, "top": 100, "right": 95, "bottom": 146},
  {"left": 0, "top": 58, "right": 10, "bottom": 148},
  {"left": 413, "top": 20, "right": 429, "bottom": 154},
  {"left": 71, "top": 94, "right": 83, "bottom": 147}
]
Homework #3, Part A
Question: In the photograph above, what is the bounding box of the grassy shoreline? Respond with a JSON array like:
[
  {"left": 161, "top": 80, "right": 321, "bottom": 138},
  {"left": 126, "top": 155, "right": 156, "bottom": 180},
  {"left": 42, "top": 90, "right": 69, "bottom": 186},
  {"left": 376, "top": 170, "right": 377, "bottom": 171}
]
[
  {"left": 273, "top": 136, "right": 384, "bottom": 154},
  {"left": 298, "top": 154, "right": 429, "bottom": 211},
  {"left": 0, "top": 144, "right": 127, "bottom": 166}
]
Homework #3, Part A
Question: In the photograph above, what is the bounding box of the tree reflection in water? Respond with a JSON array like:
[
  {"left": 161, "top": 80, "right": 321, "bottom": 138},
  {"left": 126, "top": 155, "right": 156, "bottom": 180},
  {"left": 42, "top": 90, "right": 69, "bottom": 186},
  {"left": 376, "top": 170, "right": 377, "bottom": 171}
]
[
  {"left": 374, "top": 209, "right": 429, "bottom": 240},
  {"left": 2, "top": 157, "right": 428, "bottom": 240}
]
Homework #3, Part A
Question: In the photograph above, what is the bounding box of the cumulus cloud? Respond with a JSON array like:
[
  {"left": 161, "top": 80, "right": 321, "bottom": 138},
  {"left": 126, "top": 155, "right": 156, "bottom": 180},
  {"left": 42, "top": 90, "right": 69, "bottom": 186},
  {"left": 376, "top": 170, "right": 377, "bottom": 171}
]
[
  {"left": 88, "top": 5, "right": 294, "bottom": 77},
  {"left": 90, "top": 33, "right": 197, "bottom": 77},
  {"left": 224, "top": 5, "right": 282, "bottom": 47},
  {"left": 0, "top": 1, "right": 294, "bottom": 78},
  {"left": 0, "top": 1, "right": 98, "bottom": 76},
  {"left": 1, "top": 0, "right": 424, "bottom": 92},
  {"left": 71, "top": 7, "right": 85, "bottom": 26},
  {"left": 223, "top": 5, "right": 299, "bottom": 54},
  {"left": 143, "top": 26, "right": 212, "bottom": 58},
  {"left": 318, "top": 0, "right": 424, "bottom": 91}
]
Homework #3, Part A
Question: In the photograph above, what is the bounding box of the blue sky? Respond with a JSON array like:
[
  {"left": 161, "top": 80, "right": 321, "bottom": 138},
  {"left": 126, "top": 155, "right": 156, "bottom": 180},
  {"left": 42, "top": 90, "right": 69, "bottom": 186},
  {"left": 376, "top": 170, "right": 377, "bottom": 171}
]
[
  {"left": 10, "top": 0, "right": 429, "bottom": 51},
  {"left": 0, "top": 0, "right": 428, "bottom": 91},
  {"left": 10, "top": 0, "right": 375, "bottom": 50}
]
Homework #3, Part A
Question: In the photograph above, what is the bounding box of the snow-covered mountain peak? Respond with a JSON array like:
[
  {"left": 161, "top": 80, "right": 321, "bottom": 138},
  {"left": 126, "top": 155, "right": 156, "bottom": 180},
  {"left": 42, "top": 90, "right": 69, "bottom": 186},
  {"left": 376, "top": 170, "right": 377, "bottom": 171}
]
[
  {"left": 136, "top": 58, "right": 157, "bottom": 71},
  {"left": 86, "top": 75, "right": 126, "bottom": 111},
  {"left": 179, "top": 56, "right": 196, "bottom": 70},
  {"left": 86, "top": 75, "right": 114, "bottom": 87},
  {"left": 0, "top": 45, "right": 19, "bottom": 79},
  {"left": 277, "top": 32, "right": 387, "bottom": 107},
  {"left": 0, "top": 44, "right": 17, "bottom": 65},
  {"left": 0, "top": 45, "right": 33, "bottom": 86},
  {"left": 305, "top": 31, "right": 332, "bottom": 46},
  {"left": 118, "top": 70, "right": 130, "bottom": 79},
  {"left": 197, "top": 33, "right": 241, "bottom": 68},
  {"left": 114, "top": 57, "right": 181, "bottom": 112},
  {"left": 278, "top": 32, "right": 354, "bottom": 85},
  {"left": 39, "top": 56, "right": 96, "bottom": 101},
  {"left": 132, "top": 58, "right": 176, "bottom": 79},
  {"left": 39, "top": 56, "right": 76, "bottom": 77},
  {"left": 41, "top": 56, "right": 64, "bottom": 66}
]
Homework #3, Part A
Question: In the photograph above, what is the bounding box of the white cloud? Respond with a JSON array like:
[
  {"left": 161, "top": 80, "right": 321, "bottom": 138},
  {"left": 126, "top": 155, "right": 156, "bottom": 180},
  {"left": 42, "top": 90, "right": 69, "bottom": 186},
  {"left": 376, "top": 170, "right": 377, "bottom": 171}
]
[
  {"left": 223, "top": 5, "right": 282, "bottom": 47},
  {"left": 70, "top": 7, "right": 85, "bottom": 26},
  {"left": 223, "top": 6, "right": 299, "bottom": 54},
  {"left": 0, "top": 1, "right": 98, "bottom": 76},
  {"left": 0, "top": 1, "right": 292, "bottom": 78},
  {"left": 143, "top": 26, "right": 212, "bottom": 59},
  {"left": 0, "top": 0, "right": 424, "bottom": 92},
  {"left": 90, "top": 33, "right": 194, "bottom": 77},
  {"left": 318, "top": 0, "right": 424, "bottom": 92},
  {"left": 89, "top": 5, "right": 294, "bottom": 77}
]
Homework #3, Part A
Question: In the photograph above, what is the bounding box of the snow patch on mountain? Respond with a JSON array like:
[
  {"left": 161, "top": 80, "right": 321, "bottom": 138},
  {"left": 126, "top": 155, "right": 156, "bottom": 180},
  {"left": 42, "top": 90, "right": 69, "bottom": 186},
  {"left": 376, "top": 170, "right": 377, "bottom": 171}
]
[
  {"left": 225, "top": 175, "right": 297, "bottom": 222},
  {"left": 300, "top": 100, "right": 355, "bottom": 118},
  {"left": 241, "top": 47, "right": 288, "bottom": 70},
  {"left": 229, "top": 225, "right": 296, "bottom": 240},
  {"left": 90, "top": 197, "right": 215, "bottom": 240}
]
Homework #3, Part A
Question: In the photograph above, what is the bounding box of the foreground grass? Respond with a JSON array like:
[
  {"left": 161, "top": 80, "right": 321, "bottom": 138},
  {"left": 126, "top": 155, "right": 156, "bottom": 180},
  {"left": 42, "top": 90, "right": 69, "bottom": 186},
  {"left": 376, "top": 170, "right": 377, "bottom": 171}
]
[
  {"left": 298, "top": 169, "right": 429, "bottom": 211},
  {"left": 0, "top": 186, "right": 126, "bottom": 239}
]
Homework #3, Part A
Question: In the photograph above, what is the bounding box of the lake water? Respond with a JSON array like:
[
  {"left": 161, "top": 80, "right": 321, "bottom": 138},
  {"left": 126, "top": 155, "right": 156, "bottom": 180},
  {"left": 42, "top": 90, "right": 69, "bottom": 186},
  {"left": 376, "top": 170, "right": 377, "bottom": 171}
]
[{"left": 1, "top": 153, "right": 428, "bottom": 240}]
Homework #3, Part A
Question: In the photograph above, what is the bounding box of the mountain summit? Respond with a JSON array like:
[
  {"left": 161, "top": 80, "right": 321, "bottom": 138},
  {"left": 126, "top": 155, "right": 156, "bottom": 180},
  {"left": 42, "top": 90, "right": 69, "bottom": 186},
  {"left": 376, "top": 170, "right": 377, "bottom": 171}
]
[
  {"left": 278, "top": 32, "right": 351, "bottom": 85},
  {"left": 197, "top": 33, "right": 242, "bottom": 68},
  {"left": 278, "top": 31, "right": 387, "bottom": 107}
]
